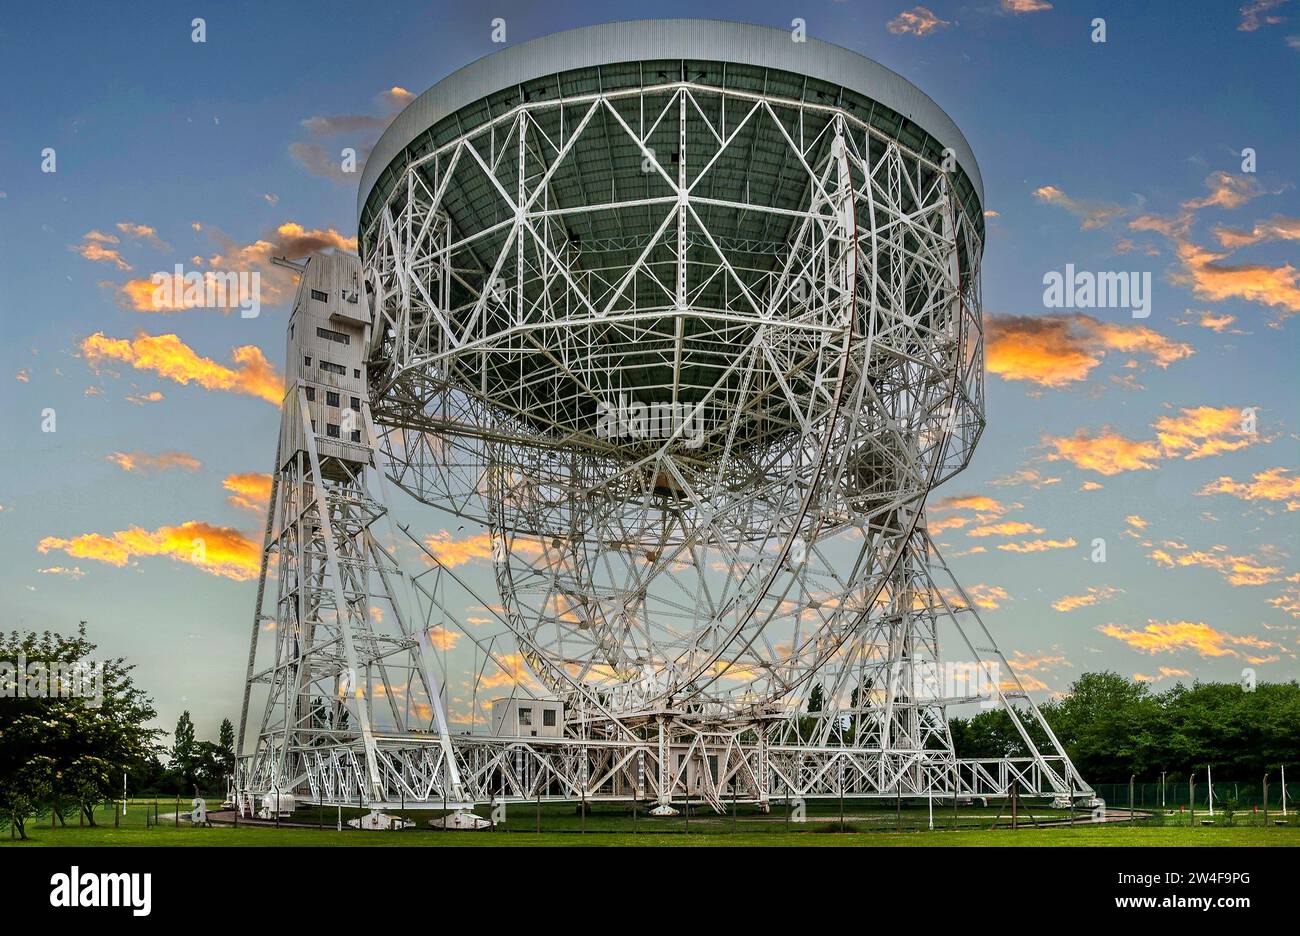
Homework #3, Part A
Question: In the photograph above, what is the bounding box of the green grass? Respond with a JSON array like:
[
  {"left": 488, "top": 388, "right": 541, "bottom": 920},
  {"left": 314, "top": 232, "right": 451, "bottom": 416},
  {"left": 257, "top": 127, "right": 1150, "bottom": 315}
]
[{"left": 5, "top": 810, "right": 1299, "bottom": 847}]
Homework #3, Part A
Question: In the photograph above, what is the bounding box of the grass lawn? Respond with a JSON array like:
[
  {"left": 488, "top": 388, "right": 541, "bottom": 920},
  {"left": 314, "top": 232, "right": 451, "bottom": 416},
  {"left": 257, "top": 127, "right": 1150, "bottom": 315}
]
[{"left": 4, "top": 817, "right": 1298, "bottom": 847}]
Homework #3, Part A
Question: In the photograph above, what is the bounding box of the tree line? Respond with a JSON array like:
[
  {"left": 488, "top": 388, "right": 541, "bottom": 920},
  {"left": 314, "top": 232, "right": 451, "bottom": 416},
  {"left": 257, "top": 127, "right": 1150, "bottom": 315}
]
[
  {"left": 947, "top": 671, "right": 1300, "bottom": 783},
  {"left": 0, "top": 625, "right": 234, "bottom": 838}
]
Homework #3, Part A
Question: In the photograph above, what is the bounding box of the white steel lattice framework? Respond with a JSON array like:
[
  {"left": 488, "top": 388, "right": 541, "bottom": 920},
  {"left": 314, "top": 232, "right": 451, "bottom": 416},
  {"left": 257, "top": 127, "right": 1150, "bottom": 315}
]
[{"left": 236, "top": 22, "right": 1096, "bottom": 814}]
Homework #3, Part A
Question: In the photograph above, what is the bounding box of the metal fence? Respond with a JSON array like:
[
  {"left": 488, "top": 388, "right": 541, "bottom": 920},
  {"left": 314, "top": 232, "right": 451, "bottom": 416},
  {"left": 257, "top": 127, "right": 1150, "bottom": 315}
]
[{"left": 1093, "top": 780, "right": 1299, "bottom": 811}]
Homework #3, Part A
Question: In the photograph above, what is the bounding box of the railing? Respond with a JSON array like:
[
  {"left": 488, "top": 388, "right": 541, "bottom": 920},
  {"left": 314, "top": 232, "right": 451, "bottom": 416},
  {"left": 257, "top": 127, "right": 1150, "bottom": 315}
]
[{"left": 240, "top": 736, "right": 1098, "bottom": 811}]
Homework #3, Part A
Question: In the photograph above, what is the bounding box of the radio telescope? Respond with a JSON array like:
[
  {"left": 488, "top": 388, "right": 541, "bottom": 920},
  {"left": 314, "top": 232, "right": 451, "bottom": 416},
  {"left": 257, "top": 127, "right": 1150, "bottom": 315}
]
[{"left": 236, "top": 20, "right": 1093, "bottom": 816}]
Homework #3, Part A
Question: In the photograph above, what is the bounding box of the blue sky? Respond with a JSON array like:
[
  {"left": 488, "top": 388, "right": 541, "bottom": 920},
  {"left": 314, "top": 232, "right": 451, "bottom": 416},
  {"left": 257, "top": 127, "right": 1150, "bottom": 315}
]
[{"left": 1, "top": 0, "right": 1297, "bottom": 740}]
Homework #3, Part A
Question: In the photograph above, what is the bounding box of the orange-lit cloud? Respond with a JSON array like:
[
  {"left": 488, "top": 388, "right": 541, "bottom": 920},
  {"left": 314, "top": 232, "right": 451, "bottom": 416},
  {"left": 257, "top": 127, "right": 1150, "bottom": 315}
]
[
  {"left": 1122, "top": 170, "right": 1300, "bottom": 318},
  {"left": 1197, "top": 467, "right": 1300, "bottom": 511},
  {"left": 930, "top": 514, "right": 972, "bottom": 534},
  {"left": 1007, "top": 650, "right": 1065, "bottom": 672},
  {"left": 1032, "top": 184, "right": 1125, "bottom": 230},
  {"left": 985, "top": 313, "right": 1192, "bottom": 388},
  {"left": 422, "top": 530, "right": 543, "bottom": 568},
  {"left": 887, "top": 6, "right": 951, "bottom": 35},
  {"left": 954, "top": 583, "right": 1010, "bottom": 610},
  {"left": 989, "top": 468, "right": 1061, "bottom": 489},
  {"left": 116, "top": 221, "right": 169, "bottom": 251},
  {"left": 1003, "top": 0, "right": 1053, "bottom": 11},
  {"left": 1152, "top": 405, "right": 1256, "bottom": 460},
  {"left": 379, "top": 87, "right": 414, "bottom": 109},
  {"left": 1100, "top": 619, "right": 1278, "bottom": 658},
  {"left": 1269, "top": 583, "right": 1300, "bottom": 619},
  {"left": 223, "top": 472, "right": 273, "bottom": 512},
  {"left": 969, "top": 584, "right": 1010, "bottom": 610},
  {"left": 1181, "top": 170, "right": 1270, "bottom": 211},
  {"left": 1148, "top": 541, "right": 1283, "bottom": 587},
  {"left": 1052, "top": 585, "right": 1121, "bottom": 612},
  {"left": 474, "top": 653, "right": 540, "bottom": 691},
  {"left": 1191, "top": 310, "right": 1239, "bottom": 332},
  {"left": 423, "top": 530, "right": 496, "bottom": 568},
  {"left": 967, "top": 520, "right": 1044, "bottom": 538},
  {"left": 38, "top": 566, "right": 86, "bottom": 579},
  {"left": 1172, "top": 239, "right": 1300, "bottom": 315},
  {"left": 1044, "top": 405, "right": 1259, "bottom": 475},
  {"left": 930, "top": 495, "right": 1022, "bottom": 534},
  {"left": 105, "top": 450, "right": 201, "bottom": 473},
  {"left": 81, "top": 332, "right": 282, "bottom": 405},
  {"left": 997, "top": 537, "right": 1077, "bottom": 553},
  {"left": 932, "top": 495, "right": 1009, "bottom": 515},
  {"left": 38, "top": 520, "right": 259, "bottom": 581},
  {"left": 114, "top": 222, "right": 356, "bottom": 312},
  {"left": 426, "top": 626, "right": 460, "bottom": 652},
  {"left": 72, "top": 231, "right": 131, "bottom": 271},
  {"left": 1213, "top": 215, "right": 1300, "bottom": 249},
  {"left": 1043, "top": 429, "right": 1162, "bottom": 475}
]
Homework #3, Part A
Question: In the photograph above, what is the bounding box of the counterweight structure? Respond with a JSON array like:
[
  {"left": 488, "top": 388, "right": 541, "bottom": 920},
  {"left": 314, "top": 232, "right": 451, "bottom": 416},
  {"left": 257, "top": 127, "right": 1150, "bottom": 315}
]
[{"left": 236, "top": 20, "right": 1095, "bottom": 815}]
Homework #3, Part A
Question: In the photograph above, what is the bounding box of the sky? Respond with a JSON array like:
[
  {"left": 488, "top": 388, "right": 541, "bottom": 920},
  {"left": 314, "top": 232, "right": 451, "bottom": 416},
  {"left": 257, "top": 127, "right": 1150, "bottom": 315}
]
[{"left": 1, "top": 0, "right": 1297, "bottom": 743}]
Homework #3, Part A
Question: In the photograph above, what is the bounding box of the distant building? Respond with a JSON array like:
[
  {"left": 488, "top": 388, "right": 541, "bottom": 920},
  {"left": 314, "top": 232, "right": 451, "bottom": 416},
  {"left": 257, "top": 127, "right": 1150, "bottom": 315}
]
[{"left": 490, "top": 698, "right": 564, "bottom": 738}]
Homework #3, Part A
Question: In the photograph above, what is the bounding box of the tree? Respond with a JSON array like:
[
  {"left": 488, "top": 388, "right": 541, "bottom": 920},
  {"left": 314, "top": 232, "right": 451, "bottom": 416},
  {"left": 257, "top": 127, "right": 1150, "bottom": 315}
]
[
  {"left": 171, "top": 710, "right": 199, "bottom": 790},
  {"left": 807, "top": 683, "right": 825, "bottom": 714},
  {"left": 0, "top": 623, "right": 159, "bottom": 834},
  {"left": 218, "top": 718, "right": 235, "bottom": 765}
]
